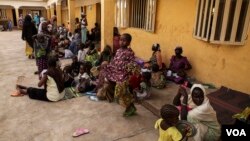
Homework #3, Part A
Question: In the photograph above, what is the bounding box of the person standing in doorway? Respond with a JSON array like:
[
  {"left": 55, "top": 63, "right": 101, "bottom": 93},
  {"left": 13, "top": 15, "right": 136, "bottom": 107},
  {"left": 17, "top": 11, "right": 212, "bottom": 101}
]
[
  {"left": 80, "top": 13, "right": 88, "bottom": 44},
  {"left": 22, "top": 15, "right": 37, "bottom": 59},
  {"left": 18, "top": 14, "right": 24, "bottom": 29},
  {"left": 34, "top": 13, "right": 40, "bottom": 29}
]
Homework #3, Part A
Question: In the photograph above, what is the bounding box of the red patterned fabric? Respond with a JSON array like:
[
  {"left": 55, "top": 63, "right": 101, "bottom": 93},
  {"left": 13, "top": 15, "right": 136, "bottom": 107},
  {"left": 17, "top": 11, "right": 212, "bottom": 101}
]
[{"left": 104, "top": 47, "right": 135, "bottom": 83}]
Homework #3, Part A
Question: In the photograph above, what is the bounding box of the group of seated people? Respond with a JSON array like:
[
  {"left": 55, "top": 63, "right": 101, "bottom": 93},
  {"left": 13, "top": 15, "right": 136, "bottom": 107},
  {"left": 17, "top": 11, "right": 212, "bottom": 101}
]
[
  {"left": 143, "top": 43, "right": 192, "bottom": 88},
  {"left": 15, "top": 25, "right": 222, "bottom": 140}
]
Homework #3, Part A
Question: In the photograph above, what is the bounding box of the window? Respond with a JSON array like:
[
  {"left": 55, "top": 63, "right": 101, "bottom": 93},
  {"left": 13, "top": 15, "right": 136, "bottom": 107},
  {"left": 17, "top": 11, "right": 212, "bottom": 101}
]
[
  {"left": 115, "top": 0, "right": 157, "bottom": 32},
  {"left": 194, "top": 0, "right": 250, "bottom": 45},
  {"left": 0, "top": 9, "right": 7, "bottom": 20}
]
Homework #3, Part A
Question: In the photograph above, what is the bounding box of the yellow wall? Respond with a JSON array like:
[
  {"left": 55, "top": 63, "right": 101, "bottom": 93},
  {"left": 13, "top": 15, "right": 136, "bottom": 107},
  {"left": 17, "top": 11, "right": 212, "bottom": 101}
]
[
  {"left": 74, "top": 4, "right": 100, "bottom": 31},
  {"left": 20, "top": 9, "right": 47, "bottom": 18},
  {"left": 86, "top": 4, "right": 97, "bottom": 31},
  {"left": 62, "top": 9, "right": 69, "bottom": 26},
  {"left": 118, "top": 0, "right": 250, "bottom": 94},
  {"left": 5, "top": 8, "right": 14, "bottom": 24},
  {"left": 75, "top": 7, "right": 81, "bottom": 20}
]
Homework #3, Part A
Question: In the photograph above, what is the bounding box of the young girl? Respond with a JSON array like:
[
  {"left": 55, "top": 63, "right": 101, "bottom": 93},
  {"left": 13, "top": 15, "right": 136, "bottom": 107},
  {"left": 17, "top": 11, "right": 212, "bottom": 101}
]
[
  {"left": 33, "top": 33, "right": 51, "bottom": 74},
  {"left": 63, "top": 65, "right": 74, "bottom": 88},
  {"left": 76, "top": 62, "right": 95, "bottom": 92},
  {"left": 103, "top": 33, "right": 137, "bottom": 116},
  {"left": 133, "top": 72, "right": 151, "bottom": 100},
  {"left": 151, "top": 64, "right": 166, "bottom": 89},
  {"left": 16, "top": 57, "right": 65, "bottom": 102},
  {"left": 71, "top": 56, "right": 81, "bottom": 77},
  {"left": 155, "top": 104, "right": 182, "bottom": 141},
  {"left": 77, "top": 43, "right": 87, "bottom": 62}
]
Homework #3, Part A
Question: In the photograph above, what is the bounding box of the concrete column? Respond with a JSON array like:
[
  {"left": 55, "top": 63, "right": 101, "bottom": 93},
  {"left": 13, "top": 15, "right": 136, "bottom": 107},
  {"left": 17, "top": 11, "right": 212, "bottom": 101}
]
[
  {"left": 15, "top": 8, "right": 19, "bottom": 28},
  {"left": 56, "top": 3, "right": 62, "bottom": 26},
  {"left": 50, "top": 5, "right": 55, "bottom": 17},
  {"left": 101, "top": 0, "right": 115, "bottom": 51},
  {"left": 47, "top": 7, "right": 51, "bottom": 20},
  {"left": 68, "top": 0, "right": 75, "bottom": 32}
]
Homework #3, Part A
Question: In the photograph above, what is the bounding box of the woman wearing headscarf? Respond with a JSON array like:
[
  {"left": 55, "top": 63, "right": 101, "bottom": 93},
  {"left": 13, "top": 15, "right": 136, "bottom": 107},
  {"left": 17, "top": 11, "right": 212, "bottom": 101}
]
[
  {"left": 166, "top": 46, "right": 192, "bottom": 84},
  {"left": 50, "top": 15, "right": 57, "bottom": 34},
  {"left": 173, "top": 84, "right": 221, "bottom": 141},
  {"left": 22, "top": 15, "right": 37, "bottom": 59},
  {"left": 38, "top": 17, "right": 47, "bottom": 34},
  {"left": 33, "top": 33, "right": 50, "bottom": 74},
  {"left": 144, "top": 43, "right": 164, "bottom": 70},
  {"left": 80, "top": 13, "right": 88, "bottom": 44}
]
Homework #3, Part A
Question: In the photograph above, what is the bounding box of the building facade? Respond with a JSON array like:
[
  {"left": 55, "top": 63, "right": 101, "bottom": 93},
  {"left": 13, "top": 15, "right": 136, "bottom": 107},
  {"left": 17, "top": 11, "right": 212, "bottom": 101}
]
[{"left": 0, "top": 0, "right": 250, "bottom": 94}]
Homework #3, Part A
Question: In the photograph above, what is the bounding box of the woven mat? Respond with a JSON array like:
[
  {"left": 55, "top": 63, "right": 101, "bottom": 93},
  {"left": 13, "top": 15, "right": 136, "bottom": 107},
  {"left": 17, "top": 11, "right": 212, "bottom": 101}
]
[{"left": 207, "top": 86, "right": 250, "bottom": 124}]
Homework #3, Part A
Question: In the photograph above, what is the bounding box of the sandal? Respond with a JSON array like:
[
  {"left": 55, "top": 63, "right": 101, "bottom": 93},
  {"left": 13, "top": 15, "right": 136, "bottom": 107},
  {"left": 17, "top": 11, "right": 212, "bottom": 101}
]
[
  {"left": 10, "top": 90, "right": 24, "bottom": 97},
  {"left": 72, "top": 128, "right": 89, "bottom": 137}
]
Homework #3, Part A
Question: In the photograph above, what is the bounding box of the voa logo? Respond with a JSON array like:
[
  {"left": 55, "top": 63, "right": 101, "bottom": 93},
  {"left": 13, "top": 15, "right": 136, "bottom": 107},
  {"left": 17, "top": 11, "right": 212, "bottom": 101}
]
[{"left": 226, "top": 129, "right": 246, "bottom": 136}]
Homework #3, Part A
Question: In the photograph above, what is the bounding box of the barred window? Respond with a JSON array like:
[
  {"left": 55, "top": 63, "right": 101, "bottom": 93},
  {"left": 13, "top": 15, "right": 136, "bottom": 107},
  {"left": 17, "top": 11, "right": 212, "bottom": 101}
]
[
  {"left": 115, "top": 0, "right": 157, "bottom": 32},
  {"left": 194, "top": 0, "right": 250, "bottom": 45},
  {"left": 0, "top": 9, "right": 7, "bottom": 20}
]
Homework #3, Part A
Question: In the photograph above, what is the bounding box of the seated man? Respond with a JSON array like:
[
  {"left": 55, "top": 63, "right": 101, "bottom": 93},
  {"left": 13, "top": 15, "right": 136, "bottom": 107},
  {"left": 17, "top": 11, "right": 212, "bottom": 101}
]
[{"left": 166, "top": 46, "right": 192, "bottom": 84}]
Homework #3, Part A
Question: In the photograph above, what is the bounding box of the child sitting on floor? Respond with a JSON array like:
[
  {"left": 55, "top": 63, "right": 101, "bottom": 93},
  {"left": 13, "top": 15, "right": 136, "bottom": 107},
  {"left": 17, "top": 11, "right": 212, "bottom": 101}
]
[
  {"left": 77, "top": 43, "right": 87, "bottom": 62},
  {"left": 71, "top": 56, "right": 81, "bottom": 77},
  {"left": 133, "top": 72, "right": 152, "bottom": 100},
  {"left": 85, "top": 43, "right": 99, "bottom": 66},
  {"left": 63, "top": 65, "right": 74, "bottom": 88},
  {"left": 155, "top": 104, "right": 182, "bottom": 141},
  {"left": 151, "top": 64, "right": 166, "bottom": 89},
  {"left": 76, "top": 62, "right": 95, "bottom": 93}
]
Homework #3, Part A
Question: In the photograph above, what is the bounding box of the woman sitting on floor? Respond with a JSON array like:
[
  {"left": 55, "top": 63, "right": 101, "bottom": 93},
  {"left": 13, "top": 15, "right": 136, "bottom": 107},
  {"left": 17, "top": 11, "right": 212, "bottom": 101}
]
[
  {"left": 166, "top": 46, "right": 192, "bottom": 84},
  {"left": 15, "top": 56, "right": 65, "bottom": 102},
  {"left": 85, "top": 43, "right": 99, "bottom": 66},
  {"left": 95, "top": 45, "right": 112, "bottom": 66},
  {"left": 173, "top": 84, "right": 221, "bottom": 141},
  {"left": 144, "top": 43, "right": 164, "bottom": 70},
  {"left": 151, "top": 64, "right": 166, "bottom": 89}
]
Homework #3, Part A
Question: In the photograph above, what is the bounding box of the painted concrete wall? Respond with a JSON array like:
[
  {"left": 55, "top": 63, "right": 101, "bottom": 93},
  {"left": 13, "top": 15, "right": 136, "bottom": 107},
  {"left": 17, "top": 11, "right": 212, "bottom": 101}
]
[
  {"left": 74, "top": 7, "right": 81, "bottom": 20},
  {"left": 61, "top": 9, "right": 68, "bottom": 26},
  {"left": 6, "top": 8, "right": 14, "bottom": 23},
  {"left": 86, "top": 4, "right": 96, "bottom": 31},
  {"left": 119, "top": 0, "right": 250, "bottom": 94},
  {"left": 101, "top": 0, "right": 115, "bottom": 50}
]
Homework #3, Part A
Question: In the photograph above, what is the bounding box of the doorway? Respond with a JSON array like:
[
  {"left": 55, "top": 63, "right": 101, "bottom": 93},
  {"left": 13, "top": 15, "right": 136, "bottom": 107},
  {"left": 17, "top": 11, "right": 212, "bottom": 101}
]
[{"left": 12, "top": 9, "right": 17, "bottom": 26}]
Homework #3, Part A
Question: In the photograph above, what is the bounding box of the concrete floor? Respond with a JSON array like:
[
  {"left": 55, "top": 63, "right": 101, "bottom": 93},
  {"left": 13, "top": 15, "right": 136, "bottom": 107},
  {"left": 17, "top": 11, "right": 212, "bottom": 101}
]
[
  {"left": 0, "top": 31, "right": 159, "bottom": 141},
  {"left": 0, "top": 31, "right": 218, "bottom": 141}
]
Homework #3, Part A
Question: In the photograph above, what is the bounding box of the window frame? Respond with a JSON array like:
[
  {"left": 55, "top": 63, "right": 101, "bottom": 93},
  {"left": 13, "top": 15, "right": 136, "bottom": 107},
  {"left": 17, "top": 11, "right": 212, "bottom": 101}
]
[
  {"left": 193, "top": 0, "right": 250, "bottom": 45},
  {"left": 115, "top": 0, "right": 157, "bottom": 32}
]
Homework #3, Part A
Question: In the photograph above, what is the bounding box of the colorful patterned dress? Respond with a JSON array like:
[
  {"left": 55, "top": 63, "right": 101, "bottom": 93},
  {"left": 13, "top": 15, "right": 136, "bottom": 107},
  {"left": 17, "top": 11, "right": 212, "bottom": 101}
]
[{"left": 104, "top": 47, "right": 136, "bottom": 107}]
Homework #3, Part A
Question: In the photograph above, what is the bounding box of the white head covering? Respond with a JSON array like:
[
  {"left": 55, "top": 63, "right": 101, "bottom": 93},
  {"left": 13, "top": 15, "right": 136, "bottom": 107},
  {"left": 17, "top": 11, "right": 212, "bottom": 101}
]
[
  {"left": 188, "top": 83, "right": 218, "bottom": 121},
  {"left": 38, "top": 17, "right": 47, "bottom": 34},
  {"left": 190, "top": 84, "right": 206, "bottom": 95}
]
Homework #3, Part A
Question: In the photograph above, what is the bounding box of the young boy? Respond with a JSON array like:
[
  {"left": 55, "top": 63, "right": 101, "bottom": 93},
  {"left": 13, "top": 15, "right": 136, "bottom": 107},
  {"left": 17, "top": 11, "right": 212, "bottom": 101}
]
[{"left": 155, "top": 104, "right": 182, "bottom": 141}]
